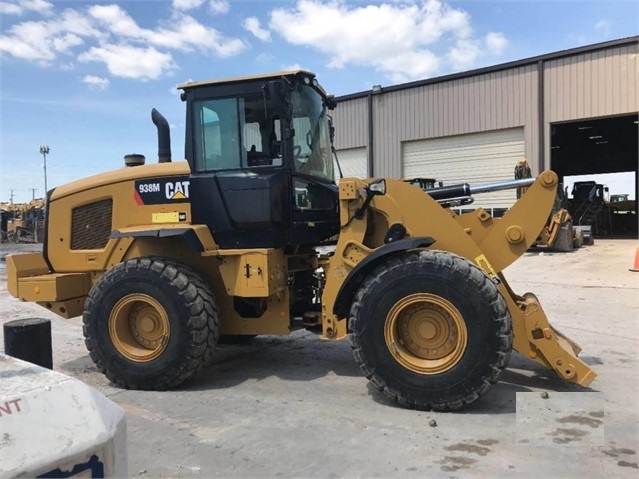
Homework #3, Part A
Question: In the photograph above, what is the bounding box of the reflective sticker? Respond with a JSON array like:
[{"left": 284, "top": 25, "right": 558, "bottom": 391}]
[
  {"left": 150, "top": 212, "right": 188, "bottom": 223},
  {"left": 475, "top": 254, "right": 497, "bottom": 279}
]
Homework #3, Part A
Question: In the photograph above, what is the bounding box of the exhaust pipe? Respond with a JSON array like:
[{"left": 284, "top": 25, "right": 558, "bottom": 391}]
[{"left": 151, "top": 108, "right": 172, "bottom": 163}]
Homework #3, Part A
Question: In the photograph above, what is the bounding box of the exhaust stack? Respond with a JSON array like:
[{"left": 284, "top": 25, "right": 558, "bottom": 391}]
[{"left": 151, "top": 108, "right": 172, "bottom": 163}]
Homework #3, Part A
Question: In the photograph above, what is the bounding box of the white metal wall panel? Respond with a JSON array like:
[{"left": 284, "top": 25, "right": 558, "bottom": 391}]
[
  {"left": 402, "top": 128, "right": 525, "bottom": 209},
  {"left": 336, "top": 147, "right": 368, "bottom": 178}
]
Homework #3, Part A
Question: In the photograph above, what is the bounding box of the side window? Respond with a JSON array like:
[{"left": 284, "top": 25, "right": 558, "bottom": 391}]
[
  {"left": 193, "top": 98, "right": 240, "bottom": 171},
  {"left": 202, "top": 108, "right": 220, "bottom": 168},
  {"left": 243, "top": 122, "right": 262, "bottom": 152},
  {"left": 193, "top": 95, "right": 284, "bottom": 171},
  {"left": 243, "top": 95, "right": 282, "bottom": 167}
]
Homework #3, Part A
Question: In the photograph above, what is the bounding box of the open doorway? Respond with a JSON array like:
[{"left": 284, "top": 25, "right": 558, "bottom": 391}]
[{"left": 551, "top": 114, "right": 638, "bottom": 237}]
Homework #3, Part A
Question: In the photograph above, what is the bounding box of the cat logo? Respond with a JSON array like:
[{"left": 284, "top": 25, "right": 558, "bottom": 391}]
[
  {"left": 134, "top": 176, "right": 190, "bottom": 205},
  {"left": 165, "top": 180, "right": 190, "bottom": 200}
]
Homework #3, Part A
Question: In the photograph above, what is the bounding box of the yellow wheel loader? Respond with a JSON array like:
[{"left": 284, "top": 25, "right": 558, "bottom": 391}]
[
  {"left": 515, "top": 159, "right": 580, "bottom": 251},
  {"left": 6, "top": 71, "right": 595, "bottom": 410},
  {"left": 1, "top": 199, "right": 46, "bottom": 244}
]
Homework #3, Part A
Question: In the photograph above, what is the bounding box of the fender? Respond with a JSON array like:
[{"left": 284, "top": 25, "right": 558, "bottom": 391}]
[
  {"left": 110, "top": 226, "right": 209, "bottom": 252},
  {"left": 333, "top": 236, "right": 435, "bottom": 318}
]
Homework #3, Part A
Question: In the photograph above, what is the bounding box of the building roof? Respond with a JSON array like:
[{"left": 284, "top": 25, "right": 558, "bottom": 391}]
[{"left": 336, "top": 36, "right": 638, "bottom": 102}]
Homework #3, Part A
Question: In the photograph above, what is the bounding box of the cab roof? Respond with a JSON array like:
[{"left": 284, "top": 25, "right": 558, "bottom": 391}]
[{"left": 178, "top": 70, "right": 315, "bottom": 90}]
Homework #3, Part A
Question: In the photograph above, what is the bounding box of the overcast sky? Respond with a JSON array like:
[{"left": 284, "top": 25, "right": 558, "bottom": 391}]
[{"left": 1, "top": 0, "right": 637, "bottom": 203}]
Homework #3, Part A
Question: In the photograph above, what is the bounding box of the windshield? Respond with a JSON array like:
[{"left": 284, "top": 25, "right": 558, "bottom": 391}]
[{"left": 290, "top": 84, "right": 335, "bottom": 183}]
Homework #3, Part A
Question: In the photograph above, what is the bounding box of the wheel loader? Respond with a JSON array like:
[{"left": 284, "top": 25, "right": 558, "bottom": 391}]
[
  {"left": 515, "top": 159, "right": 581, "bottom": 251},
  {"left": 1, "top": 199, "right": 46, "bottom": 243},
  {"left": 6, "top": 71, "right": 595, "bottom": 410}
]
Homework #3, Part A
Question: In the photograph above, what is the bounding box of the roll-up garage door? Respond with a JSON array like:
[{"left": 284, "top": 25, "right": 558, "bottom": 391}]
[
  {"left": 335, "top": 147, "right": 368, "bottom": 178},
  {"left": 402, "top": 128, "right": 525, "bottom": 210}
]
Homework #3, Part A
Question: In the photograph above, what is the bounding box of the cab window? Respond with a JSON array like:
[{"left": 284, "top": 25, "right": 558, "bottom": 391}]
[{"left": 193, "top": 95, "right": 282, "bottom": 172}]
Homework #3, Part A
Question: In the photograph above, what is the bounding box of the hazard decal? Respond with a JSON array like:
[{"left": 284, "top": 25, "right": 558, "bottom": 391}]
[{"left": 134, "top": 176, "right": 190, "bottom": 205}]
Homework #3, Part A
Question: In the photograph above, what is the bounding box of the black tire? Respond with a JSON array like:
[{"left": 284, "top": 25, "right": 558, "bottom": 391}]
[
  {"left": 553, "top": 224, "right": 573, "bottom": 252},
  {"left": 218, "top": 334, "right": 257, "bottom": 344},
  {"left": 83, "top": 257, "right": 219, "bottom": 390},
  {"left": 349, "top": 250, "right": 512, "bottom": 411}
]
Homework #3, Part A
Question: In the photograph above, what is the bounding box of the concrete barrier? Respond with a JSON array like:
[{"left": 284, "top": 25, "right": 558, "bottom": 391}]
[{"left": 0, "top": 354, "right": 127, "bottom": 478}]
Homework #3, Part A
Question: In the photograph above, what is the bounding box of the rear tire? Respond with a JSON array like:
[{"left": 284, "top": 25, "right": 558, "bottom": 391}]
[
  {"left": 83, "top": 257, "right": 219, "bottom": 390},
  {"left": 349, "top": 250, "right": 512, "bottom": 411}
]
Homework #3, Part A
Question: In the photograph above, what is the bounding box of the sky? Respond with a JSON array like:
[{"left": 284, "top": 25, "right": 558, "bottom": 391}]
[{"left": 1, "top": 0, "right": 637, "bottom": 204}]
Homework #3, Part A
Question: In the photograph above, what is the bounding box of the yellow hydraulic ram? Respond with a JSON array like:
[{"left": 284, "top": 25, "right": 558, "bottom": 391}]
[{"left": 323, "top": 170, "right": 596, "bottom": 387}]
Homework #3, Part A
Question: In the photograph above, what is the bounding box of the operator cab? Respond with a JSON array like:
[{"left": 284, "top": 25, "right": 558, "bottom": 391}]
[{"left": 180, "top": 71, "right": 339, "bottom": 249}]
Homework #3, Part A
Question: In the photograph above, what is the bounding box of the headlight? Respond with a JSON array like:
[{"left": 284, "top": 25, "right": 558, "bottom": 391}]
[{"left": 368, "top": 179, "right": 386, "bottom": 196}]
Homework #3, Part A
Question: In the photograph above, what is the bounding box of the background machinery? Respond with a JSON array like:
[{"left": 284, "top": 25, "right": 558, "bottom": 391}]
[
  {"left": 515, "top": 159, "right": 584, "bottom": 250},
  {"left": 7, "top": 71, "right": 595, "bottom": 410},
  {"left": 0, "top": 199, "right": 46, "bottom": 243},
  {"left": 565, "top": 181, "right": 610, "bottom": 241},
  {"left": 609, "top": 193, "right": 638, "bottom": 235}
]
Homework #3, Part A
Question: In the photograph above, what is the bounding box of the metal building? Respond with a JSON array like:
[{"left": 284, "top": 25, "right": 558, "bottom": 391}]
[{"left": 332, "top": 36, "right": 638, "bottom": 211}]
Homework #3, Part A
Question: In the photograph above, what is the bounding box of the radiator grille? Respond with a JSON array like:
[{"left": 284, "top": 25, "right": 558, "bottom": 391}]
[{"left": 71, "top": 199, "right": 113, "bottom": 250}]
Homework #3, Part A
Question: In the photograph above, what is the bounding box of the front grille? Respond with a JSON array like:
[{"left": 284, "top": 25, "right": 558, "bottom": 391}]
[{"left": 71, "top": 199, "right": 113, "bottom": 250}]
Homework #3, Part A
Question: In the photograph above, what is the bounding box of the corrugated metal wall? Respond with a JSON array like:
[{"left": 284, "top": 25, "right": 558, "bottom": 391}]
[
  {"left": 371, "top": 65, "right": 538, "bottom": 178},
  {"left": 543, "top": 43, "right": 638, "bottom": 169},
  {"left": 332, "top": 96, "right": 368, "bottom": 149},
  {"left": 332, "top": 39, "right": 638, "bottom": 179}
]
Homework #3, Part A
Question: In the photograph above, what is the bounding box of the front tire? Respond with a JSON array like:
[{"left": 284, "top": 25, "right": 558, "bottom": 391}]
[
  {"left": 349, "top": 250, "right": 512, "bottom": 411},
  {"left": 83, "top": 257, "right": 219, "bottom": 390}
]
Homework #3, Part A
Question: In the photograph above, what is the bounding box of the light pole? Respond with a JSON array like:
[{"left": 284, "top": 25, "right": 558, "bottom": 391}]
[{"left": 39, "top": 145, "right": 50, "bottom": 196}]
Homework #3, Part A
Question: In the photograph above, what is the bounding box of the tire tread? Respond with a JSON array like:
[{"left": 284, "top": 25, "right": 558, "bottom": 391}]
[
  {"left": 83, "top": 257, "right": 219, "bottom": 390},
  {"left": 349, "top": 250, "right": 512, "bottom": 411}
]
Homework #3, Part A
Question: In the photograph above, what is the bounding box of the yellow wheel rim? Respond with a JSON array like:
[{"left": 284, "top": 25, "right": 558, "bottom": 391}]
[
  {"left": 109, "top": 294, "right": 170, "bottom": 362},
  {"left": 384, "top": 293, "right": 468, "bottom": 375}
]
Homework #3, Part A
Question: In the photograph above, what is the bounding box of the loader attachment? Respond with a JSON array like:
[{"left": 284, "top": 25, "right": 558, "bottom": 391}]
[
  {"left": 499, "top": 280, "right": 596, "bottom": 386},
  {"left": 444, "top": 173, "right": 596, "bottom": 386},
  {"left": 327, "top": 170, "right": 596, "bottom": 389}
]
